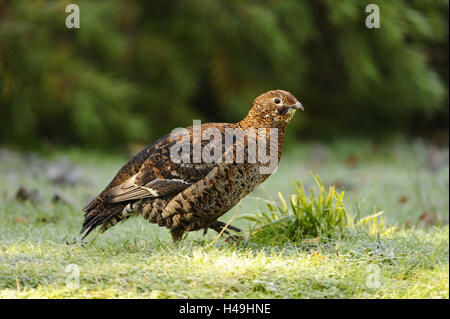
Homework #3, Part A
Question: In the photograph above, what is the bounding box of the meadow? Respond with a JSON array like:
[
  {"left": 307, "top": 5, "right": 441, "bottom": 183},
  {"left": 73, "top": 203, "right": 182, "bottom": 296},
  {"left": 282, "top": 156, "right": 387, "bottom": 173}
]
[{"left": 0, "top": 138, "right": 448, "bottom": 298}]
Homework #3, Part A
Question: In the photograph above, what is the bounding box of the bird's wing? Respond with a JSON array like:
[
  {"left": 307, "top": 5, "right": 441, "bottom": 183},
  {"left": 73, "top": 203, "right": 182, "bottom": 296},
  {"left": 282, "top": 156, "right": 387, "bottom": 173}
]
[{"left": 103, "top": 173, "right": 191, "bottom": 203}]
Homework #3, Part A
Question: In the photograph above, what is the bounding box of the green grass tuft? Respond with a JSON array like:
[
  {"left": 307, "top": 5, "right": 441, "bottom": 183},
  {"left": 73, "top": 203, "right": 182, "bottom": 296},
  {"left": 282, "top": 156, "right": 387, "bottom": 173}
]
[{"left": 243, "top": 174, "right": 351, "bottom": 244}]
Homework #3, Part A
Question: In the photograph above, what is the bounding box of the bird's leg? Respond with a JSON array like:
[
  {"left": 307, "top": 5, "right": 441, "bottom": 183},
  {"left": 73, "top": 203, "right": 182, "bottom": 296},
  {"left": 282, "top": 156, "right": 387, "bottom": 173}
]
[
  {"left": 207, "top": 221, "right": 243, "bottom": 241},
  {"left": 210, "top": 221, "right": 243, "bottom": 242},
  {"left": 170, "top": 229, "right": 184, "bottom": 243},
  {"left": 210, "top": 220, "right": 242, "bottom": 234},
  {"left": 209, "top": 223, "right": 231, "bottom": 235}
]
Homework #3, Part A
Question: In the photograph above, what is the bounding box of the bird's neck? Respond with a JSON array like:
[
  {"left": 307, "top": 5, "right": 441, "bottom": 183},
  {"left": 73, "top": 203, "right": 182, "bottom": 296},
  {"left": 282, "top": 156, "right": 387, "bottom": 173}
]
[
  {"left": 238, "top": 112, "right": 287, "bottom": 130},
  {"left": 237, "top": 116, "right": 288, "bottom": 162}
]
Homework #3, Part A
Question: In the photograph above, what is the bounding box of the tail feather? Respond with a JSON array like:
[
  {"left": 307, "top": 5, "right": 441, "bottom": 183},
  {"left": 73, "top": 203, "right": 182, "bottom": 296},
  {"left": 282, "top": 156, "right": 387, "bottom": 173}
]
[
  {"left": 80, "top": 201, "right": 126, "bottom": 239},
  {"left": 82, "top": 197, "right": 98, "bottom": 213}
]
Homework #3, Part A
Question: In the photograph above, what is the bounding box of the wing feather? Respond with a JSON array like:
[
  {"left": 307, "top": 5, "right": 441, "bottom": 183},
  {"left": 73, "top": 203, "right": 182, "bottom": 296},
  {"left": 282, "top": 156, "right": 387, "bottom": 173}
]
[{"left": 104, "top": 173, "right": 192, "bottom": 204}]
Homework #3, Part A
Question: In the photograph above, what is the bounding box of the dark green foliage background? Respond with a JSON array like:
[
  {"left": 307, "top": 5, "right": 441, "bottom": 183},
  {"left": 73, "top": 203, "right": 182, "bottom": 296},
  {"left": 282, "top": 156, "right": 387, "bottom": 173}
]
[{"left": 0, "top": 0, "right": 448, "bottom": 149}]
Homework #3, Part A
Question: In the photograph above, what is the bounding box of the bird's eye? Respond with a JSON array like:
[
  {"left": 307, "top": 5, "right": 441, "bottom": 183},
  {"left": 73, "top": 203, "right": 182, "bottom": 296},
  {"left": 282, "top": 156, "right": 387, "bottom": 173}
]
[{"left": 274, "top": 98, "right": 281, "bottom": 104}]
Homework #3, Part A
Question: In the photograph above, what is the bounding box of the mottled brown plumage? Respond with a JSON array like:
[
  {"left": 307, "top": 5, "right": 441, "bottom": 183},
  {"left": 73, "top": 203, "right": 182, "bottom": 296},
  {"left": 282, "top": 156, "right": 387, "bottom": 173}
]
[{"left": 80, "top": 90, "right": 303, "bottom": 242}]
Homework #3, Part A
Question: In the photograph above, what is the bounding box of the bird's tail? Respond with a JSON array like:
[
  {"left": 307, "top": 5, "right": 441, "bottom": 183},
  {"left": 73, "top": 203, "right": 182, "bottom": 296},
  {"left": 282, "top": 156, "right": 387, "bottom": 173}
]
[{"left": 80, "top": 198, "right": 128, "bottom": 239}]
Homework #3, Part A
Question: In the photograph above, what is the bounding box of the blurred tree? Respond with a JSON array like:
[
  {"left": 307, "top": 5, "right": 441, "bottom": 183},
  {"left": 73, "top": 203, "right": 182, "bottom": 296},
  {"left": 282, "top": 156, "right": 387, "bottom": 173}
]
[{"left": 0, "top": 0, "right": 448, "bottom": 149}]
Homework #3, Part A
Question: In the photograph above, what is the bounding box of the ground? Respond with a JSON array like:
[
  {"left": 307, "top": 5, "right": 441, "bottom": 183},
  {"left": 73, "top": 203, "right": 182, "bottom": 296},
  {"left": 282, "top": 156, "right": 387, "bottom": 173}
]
[{"left": 0, "top": 138, "right": 448, "bottom": 298}]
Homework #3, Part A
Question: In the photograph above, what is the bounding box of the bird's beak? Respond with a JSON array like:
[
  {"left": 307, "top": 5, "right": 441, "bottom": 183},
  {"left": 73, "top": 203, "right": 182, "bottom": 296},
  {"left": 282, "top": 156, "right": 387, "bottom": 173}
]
[{"left": 289, "top": 101, "right": 304, "bottom": 111}]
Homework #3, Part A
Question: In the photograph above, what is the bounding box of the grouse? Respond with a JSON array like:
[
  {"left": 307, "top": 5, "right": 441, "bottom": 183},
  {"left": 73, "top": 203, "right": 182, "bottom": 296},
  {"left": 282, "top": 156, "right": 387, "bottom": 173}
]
[{"left": 80, "top": 90, "right": 303, "bottom": 242}]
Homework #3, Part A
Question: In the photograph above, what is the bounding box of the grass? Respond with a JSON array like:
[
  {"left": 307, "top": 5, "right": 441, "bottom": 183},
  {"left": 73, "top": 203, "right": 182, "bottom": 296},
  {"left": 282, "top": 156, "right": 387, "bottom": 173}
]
[
  {"left": 0, "top": 138, "right": 448, "bottom": 298},
  {"left": 243, "top": 174, "right": 351, "bottom": 244}
]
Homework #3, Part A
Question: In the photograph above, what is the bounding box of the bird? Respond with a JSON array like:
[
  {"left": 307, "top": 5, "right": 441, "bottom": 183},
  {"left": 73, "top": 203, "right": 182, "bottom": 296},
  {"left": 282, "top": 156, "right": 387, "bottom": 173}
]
[{"left": 80, "top": 90, "right": 304, "bottom": 242}]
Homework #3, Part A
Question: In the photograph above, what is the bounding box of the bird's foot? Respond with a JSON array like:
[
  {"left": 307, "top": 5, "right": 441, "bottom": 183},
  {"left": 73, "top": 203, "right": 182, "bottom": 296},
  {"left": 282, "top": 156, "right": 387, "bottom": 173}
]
[
  {"left": 208, "top": 221, "right": 242, "bottom": 236},
  {"left": 224, "top": 234, "right": 244, "bottom": 243}
]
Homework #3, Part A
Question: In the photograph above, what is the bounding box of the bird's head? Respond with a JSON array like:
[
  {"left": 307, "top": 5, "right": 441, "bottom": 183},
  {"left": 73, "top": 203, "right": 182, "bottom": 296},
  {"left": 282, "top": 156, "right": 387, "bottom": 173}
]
[{"left": 243, "top": 90, "right": 304, "bottom": 128}]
